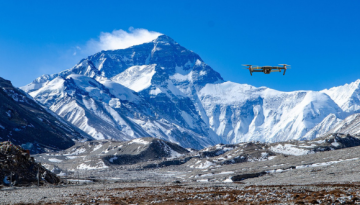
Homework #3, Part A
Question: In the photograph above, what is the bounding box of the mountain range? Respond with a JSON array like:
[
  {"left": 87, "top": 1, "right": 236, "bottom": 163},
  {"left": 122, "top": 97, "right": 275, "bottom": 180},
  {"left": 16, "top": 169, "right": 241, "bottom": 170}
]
[{"left": 20, "top": 35, "right": 360, "bottom": 149}]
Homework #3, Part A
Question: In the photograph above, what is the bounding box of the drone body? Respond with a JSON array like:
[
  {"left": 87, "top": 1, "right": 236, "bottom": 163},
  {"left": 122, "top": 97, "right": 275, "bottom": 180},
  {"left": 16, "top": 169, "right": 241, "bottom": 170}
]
[{"left": 243, "top": 64, "right": 290, "bottom": 76}]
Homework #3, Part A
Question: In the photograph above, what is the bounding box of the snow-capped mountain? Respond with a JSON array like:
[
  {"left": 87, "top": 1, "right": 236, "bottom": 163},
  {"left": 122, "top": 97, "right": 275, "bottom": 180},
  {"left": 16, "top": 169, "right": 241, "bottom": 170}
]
[
  {"left": 322, "top": 79, "right": 360, "bottom": 113},
  {"left": 21, "top": 35, "right": 359, "bottom": 148},
  {"left": 0, "top": 77, "right": 92, "bottom": 153}
]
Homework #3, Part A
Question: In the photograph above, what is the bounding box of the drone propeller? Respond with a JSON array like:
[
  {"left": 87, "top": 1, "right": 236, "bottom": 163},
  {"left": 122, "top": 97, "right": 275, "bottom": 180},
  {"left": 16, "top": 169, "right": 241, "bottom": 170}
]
[{"left": 279, "top": 64, "right": 291, "bottom": 67}]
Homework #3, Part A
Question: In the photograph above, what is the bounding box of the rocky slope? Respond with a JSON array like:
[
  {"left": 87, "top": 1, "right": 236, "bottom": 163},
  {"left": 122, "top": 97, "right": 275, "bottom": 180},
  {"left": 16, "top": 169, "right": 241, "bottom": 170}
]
[
  {"left": 0, "top": 77, "right": 92, "bottom": 153},
  {"left": 35, "top": 137, "right": 189, "bottom": 171},
  {"left": 35, "top": 133, "right": 360, "bottom": 174}
]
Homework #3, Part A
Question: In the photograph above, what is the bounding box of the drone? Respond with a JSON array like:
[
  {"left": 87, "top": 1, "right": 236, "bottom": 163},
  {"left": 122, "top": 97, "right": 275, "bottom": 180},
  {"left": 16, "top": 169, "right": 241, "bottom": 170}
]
[{"left": 242, "top": 64, "right": 291, "bottom": 76}]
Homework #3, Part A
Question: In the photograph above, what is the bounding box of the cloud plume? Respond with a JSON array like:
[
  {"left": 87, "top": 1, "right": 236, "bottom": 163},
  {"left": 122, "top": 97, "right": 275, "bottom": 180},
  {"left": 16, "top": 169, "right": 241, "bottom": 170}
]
[{"left": 85, "top": 28, "right": 162, "bottom": 54}]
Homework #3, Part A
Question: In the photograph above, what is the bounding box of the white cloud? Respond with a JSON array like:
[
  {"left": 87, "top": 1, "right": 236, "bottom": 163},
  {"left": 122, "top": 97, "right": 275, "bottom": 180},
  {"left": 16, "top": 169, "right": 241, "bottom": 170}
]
[{"left": 85, "top": 28, "right": 162, "bottom": 54}]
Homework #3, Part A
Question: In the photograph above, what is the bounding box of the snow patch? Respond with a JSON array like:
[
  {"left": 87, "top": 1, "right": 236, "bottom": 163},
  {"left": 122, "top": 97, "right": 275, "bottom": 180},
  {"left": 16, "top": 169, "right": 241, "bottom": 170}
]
[
  {"left": 270, "top": 144, "right": 311, "bottom": 156},
  {"left": 129, "top": 138, "right": 150, "bottom": 145},
  {"left": 195, "top": 161, "right": 215, "bottom": 169},
  {"left": 111, "top": 64, "right": 156, "bottom": 92},
  {"left": 48, "top": 158, "right": 63, "bottom": 163}
]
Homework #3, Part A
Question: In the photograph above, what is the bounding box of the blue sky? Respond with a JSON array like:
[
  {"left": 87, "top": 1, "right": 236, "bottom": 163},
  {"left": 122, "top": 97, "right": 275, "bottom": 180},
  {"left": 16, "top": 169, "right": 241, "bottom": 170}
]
[{"left": 0, "top": 0, "right": 359, "bottom": 91}]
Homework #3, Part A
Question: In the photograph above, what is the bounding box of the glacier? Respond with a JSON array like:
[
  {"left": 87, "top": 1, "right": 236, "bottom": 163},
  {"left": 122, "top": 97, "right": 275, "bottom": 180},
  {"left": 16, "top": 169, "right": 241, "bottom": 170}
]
[{"left": 21, "top": 35, "right": 360, "bottom": 149}]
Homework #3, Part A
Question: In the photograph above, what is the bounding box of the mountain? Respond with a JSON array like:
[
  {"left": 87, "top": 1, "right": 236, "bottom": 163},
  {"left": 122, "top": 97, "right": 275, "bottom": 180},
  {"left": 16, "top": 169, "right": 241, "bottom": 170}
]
[
  {"left": 322, "top": 79, "right": 360, "bottom": 113},
  {"left": 0, "top": 77, "right": 92, "bottom": 153},
  {"left": 21, "top": 35, "right": 358, "bottom": 148},
  {"left": 325, "top": 113, "right": 360, "bottom": 135}
]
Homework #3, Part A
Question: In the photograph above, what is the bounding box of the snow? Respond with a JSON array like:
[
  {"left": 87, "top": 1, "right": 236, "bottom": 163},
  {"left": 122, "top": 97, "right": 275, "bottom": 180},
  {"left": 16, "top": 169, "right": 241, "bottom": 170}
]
[
  {"left": 29, "top": 76, "right": 66, "bottom": 101},
  {"left": 20, "top": 33, "right": 360, "bottom": 150},
  {"left": 331, "top": 142, "right": 340, "bottom": 147},
  {"left": 195, "top": 59, "right": 202, "bottom": 66},
  {"left": 111, "top": 64, "right": 156, "bottom": 92},
  {"left": 168, "top": 149, "right": 183, "bottom": 159},
  {"left": 66, "top": 179, "right": 94, "bottom": 183},
  {"left": 77, "top": 161, "right": 109, "bottom": 170},
  {"left": 270, "top": 144, "right": 311, "bottom": 156},
  {"left": 181, "top": 111, "right": 194, "bottom": 128},
  {"left": 129, "top": 138, "right": 150, "bottom": 145},
  {"left": 296, "top": 158, "right": 359, "bottom": 169},
  {"left": 48, "top": 158, "right": 63, "bottom": 163},
  {"left": 70, "top": 148, "right": 86, "bottom": 155},
  {"left": 149, "top": 87, "right": 162, "bottom": 95},
  {"left": 322, "top": 79, "right": 360, "bottom": 112},
  {"left": 217, "top": 171, "right": 234, "bottom": 175},
  {"left": 56, "top": 172, "right": 67, "bottom": 177},
  {"left": 223, "top": 177, "right": 233, "bottom": 183},
  {"left": 327, "top": 113, "right": 360, "bottom": 135},
  {"left": 100, "top": 80, "right": 139, "bottom": 102},
  {"left": 195, "top": 161, "right": 215, "bottom": 169},
  {"left": 169, "top": 73, "right": 190, "bottom": 82},
  {"left": 0, "top": 124, "right": 5, "bottom": 129},
  {"left": 92, "top": 144, "right": 103, "bottom": 151},
  {"left": 199, "top": 70, "right": 207, "bottom": 76}
]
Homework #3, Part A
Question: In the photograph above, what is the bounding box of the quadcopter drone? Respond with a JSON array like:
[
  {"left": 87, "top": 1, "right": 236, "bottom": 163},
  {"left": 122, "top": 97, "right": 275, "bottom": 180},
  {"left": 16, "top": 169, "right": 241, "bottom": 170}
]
[{"left": 242, "top": 64, "right": 291, "bottom": 76}]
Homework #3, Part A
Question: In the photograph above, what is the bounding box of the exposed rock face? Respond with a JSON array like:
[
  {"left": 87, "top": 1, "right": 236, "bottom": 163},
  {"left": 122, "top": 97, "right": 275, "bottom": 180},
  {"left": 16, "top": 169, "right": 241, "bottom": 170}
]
[
  {"left": 0, "top": 141, "right": 59, "bottom": 186},
  {"left": 0, "top": 77, "right": 92, "bottom": 153}
]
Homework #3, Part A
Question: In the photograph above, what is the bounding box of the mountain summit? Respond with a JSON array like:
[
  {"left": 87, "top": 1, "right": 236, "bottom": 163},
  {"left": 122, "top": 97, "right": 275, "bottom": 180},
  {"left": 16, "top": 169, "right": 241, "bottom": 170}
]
[{"left": 21, "top": 35, "right": 358, "bottom": 149}]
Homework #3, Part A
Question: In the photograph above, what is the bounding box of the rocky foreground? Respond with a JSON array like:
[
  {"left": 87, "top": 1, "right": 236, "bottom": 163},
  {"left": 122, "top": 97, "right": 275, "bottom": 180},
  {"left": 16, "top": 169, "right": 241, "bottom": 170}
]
[{"left": 1, "top": 182, "right": 360, "bottom": 204}]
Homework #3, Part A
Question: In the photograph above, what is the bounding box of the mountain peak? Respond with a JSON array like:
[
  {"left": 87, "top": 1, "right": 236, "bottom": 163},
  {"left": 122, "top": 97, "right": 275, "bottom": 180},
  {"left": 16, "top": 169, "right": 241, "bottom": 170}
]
[{"left": 152, "top": 34, "right": 178, "bottom": 45}]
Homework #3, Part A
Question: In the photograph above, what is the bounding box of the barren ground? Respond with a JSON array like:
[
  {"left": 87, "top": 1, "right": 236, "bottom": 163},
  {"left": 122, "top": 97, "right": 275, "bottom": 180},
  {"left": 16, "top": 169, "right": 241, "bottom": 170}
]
[{"left": 2, "top": 181, "right": 360, "bottom": 204}]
